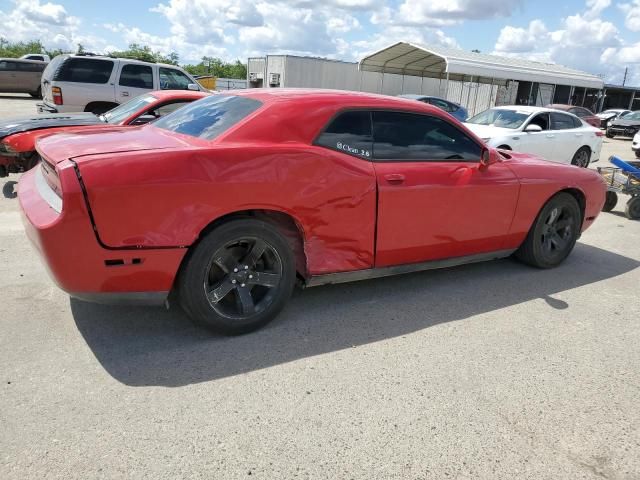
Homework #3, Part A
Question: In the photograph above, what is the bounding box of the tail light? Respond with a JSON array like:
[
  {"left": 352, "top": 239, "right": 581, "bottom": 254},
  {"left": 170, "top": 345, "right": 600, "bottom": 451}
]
[
  {"left": 52, "top": 86, "right": 63, "bottom": 105},
  {"left": 595, "top": 131, "right": 604, "bottom": 137}
]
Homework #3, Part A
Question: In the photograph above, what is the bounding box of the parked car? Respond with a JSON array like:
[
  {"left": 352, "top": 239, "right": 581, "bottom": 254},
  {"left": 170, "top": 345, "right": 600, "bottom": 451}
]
[
  {"left": 398, "top": 94, "right": 468, "bottom": 121},
  {"left": 607, "top": 110, "right": 640, "bottom": 139},
  {"left": 37, "top": 54, "right": 205, "bottom": 115},
  {"left": 19, "top": 90, "right": 606, "bottom": 334},
  {"left": 545, "top": 104, "right": 601, "bottom": 128},
  {"left": 464, "top": 106, "right": 603, "bottom": 167},
  {"left": 0, "top": 90, "right": 208, "bottom": 177},
  {"left": 0, "top": 58, "right": 47, "bottom": 98},
  {"left": 20, "top": 53, "right": 51, "bottom": 63},
  {"left": 597, "top": 109, "right": 631, "bottom": 129},
  {"left": 632, "top": 132, "right": 639, "bottom": 158}
]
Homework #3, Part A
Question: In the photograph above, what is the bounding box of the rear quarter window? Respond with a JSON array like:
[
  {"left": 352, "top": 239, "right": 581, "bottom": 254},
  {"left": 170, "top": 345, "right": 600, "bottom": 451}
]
[
  {"left": 315, "top": 110, "right": 373, "bottom": 159},
  {"left": 53, "top": 58, "right": 114, "bottom": 84}
]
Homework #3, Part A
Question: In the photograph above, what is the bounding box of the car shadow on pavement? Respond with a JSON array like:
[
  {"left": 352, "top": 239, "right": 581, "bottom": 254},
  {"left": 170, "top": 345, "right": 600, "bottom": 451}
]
[{"left": 71, "top": 242, "right": 639, "bottom": 387}]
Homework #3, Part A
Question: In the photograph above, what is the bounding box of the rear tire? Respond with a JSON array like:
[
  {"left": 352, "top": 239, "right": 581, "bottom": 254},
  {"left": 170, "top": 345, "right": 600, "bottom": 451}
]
[
  {"left": 606, "top": 131, "right": 614, "bottom": 139},
  {"left": 571, "top": 147, "right": 591, "bottom": 168},
  {"left": 178, "top": 219, "right": 296, "bottom": 335},
  {"left": 29, "top": 87, "right": 42, "bottom": 99},
  {"left": 625, "top": 197, "right": 640, "bottom": 220},
  {"left": 515, "top": 192, "right": 581, "bottom": 269},
  {"left": 602, "top": 191, "right": 618, "bottom": 212},
  {"left": 497, "top": 145, "right": 511, "bottom": 150}
]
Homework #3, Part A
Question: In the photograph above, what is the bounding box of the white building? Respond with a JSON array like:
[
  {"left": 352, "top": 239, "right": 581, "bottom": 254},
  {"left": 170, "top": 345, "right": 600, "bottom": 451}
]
[{"left": 247, "top": 43, "right": 605, "bottom": 117}]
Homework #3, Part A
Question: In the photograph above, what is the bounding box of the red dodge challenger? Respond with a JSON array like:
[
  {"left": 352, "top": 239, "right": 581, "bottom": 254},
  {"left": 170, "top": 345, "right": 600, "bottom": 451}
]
[
  {"left": 0, "top": 90, "right": 208, "bottom": 177},
  {"left": 19, "top": 89, "right": 607, "bottom": 334}
]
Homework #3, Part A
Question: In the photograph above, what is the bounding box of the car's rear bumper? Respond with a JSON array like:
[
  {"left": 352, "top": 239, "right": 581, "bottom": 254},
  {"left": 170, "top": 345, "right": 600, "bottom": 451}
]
[{"left": 18, "top": 166, "right": 186, "bottom": 304}]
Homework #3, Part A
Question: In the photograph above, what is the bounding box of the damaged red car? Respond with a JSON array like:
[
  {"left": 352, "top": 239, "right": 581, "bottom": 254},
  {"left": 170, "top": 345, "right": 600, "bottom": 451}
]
[
  {"left": 1, "top": 90, "right": 207, "bottom": 177},
  {"left": 19, "top": 89, "right": 606, "bottom": 334}
]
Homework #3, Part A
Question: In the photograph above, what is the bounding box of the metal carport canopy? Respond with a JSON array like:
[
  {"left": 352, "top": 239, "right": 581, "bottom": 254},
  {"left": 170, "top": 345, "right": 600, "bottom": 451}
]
[{"left": 359, "top": 42, "right": 604, "bottom": 89}]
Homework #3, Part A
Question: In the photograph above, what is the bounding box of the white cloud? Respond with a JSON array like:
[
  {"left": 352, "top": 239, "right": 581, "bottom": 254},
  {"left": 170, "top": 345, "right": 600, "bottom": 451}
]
[
  {"left": 620, "top": 0, "right": 640, "bottom": 31},
  {"left": 494, "top": 20, "right": 548, "bottom": 54},
  {"left": 395, "top": 0, "right": 524, "bottom": 26},
  {"left": 491, "top": 0, "right": 630, "bottom": 83}
]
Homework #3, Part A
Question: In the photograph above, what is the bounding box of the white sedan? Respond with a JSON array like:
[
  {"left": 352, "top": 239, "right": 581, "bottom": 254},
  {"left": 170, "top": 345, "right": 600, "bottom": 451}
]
[{"left": 464, "top": 106, "right": 603, "bottom": 167}]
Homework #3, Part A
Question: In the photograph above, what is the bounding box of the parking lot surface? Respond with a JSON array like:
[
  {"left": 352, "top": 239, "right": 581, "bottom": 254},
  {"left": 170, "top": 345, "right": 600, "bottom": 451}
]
[{"left": 1, "top": 97, "right": 639, "bottom": 479}]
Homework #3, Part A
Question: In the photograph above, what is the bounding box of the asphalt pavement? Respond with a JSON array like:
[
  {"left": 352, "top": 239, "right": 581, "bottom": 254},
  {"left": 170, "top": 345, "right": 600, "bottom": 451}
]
[{"left": 1, "top": 96, "right": 639, "bottom": 479}]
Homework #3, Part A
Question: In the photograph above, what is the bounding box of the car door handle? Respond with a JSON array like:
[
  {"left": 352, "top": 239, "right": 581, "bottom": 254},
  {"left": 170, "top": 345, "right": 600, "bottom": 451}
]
[
  {"left": 121, "top": 91, "right": 129, "bottom": 97},
  {"left": 575, "top": 133, "right": 583, "bottom": 137},
  {"left": 546, "top": 134, "right": 555, "bottom": 138},
  {"left": 384, "top": 174, "right": 405, "bottom": 184}
]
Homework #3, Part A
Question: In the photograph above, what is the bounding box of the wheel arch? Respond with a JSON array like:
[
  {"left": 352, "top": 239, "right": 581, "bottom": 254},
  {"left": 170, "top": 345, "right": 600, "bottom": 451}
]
[
  {"left": 497, "top": 144, "right": 512, "bottom": 150},
  {"left": 181, "top": 208, "right": 309, "bottom": 282},
  {"left": 556, "top": 187, "right": 586, "bottom": 225}
]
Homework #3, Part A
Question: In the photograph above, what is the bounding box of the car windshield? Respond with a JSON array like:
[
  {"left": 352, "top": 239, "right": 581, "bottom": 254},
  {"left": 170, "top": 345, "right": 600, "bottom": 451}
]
[
  {"left": 102, "top": 94, "right": 156, "bottom": 124},
  {"left": 466, "top": 108, "right": 530, "bottom": 129},
  {"left": 154, "top": 95, "right": 262, "bottom": 140},
  {"left": 621, "top": 111, "right": 640, "bottom": 121}
]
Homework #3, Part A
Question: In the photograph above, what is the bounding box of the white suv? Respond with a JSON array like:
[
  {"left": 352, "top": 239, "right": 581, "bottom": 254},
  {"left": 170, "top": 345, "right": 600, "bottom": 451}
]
[{"left": 37, "top": 54, "right": 204, "bottom": 114}]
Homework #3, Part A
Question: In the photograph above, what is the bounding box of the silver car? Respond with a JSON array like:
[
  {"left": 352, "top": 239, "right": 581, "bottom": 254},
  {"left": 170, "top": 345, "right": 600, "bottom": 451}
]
[{"left": 0, "top": 58, "right": 47, "bottom": 98}]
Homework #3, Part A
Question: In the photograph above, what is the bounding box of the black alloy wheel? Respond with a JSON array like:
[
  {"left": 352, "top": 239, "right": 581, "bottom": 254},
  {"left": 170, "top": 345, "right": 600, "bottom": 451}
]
[
  {"left": 515, "top": 192, "right": 581, "bottom": 268},
  {"left": 204, "top": 237, "right": 283, "bottom": 319},
  {"left": 179, "top": 219, "right": 295, "bottom": 335}
]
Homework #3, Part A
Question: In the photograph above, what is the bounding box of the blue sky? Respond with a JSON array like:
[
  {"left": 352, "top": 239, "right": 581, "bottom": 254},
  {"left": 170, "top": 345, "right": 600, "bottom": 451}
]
[{"left": 1, "top": 0, "right": 639, "bottom": 84}]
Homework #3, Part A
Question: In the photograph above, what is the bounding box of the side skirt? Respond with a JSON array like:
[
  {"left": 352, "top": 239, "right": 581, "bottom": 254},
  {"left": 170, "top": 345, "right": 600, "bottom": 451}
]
[
  {"left": 305, "top": 249, "right": 517, "bottom": 287},
  {"left": 70, "top": 291, "right": 169, "bottom": 306}
]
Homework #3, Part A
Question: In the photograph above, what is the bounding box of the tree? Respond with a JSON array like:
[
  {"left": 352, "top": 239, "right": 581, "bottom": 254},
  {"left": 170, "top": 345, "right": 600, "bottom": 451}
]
[
  {"left": 183, "top": 57, "right": 247, "bottom": 79},
  {"left": 106, "top": 43, "right": 179, "bottom": 65},
  {"left": 0, "top": 38, "right": 46, "bottom": 58}
]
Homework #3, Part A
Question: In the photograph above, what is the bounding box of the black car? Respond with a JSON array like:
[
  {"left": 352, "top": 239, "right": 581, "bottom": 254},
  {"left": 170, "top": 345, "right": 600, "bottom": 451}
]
[{"left": 607, "top": 111, "right": 640, "bottom": 139}]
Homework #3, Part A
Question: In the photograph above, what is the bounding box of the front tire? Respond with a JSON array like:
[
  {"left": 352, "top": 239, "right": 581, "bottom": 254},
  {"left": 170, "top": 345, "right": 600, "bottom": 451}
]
[
  {"left": 178, "top": 219, "right": 296, "bottom": 335},
  {"left": 571, "top": 147, "right": 591, "bottom": 168},
  {"left": 515, "top": 192, "right": 581, "bottom": 269}
]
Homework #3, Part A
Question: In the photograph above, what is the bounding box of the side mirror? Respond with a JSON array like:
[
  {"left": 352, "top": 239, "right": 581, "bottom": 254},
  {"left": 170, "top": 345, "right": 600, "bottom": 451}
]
[
  {"left": 187, "top": 83, "right": 200, "bottom": 91},
  {"left": 524, "top": 124, "right": 543, "bottom": 132},
  {"left": 131, "top": 114, "right": 157, "bottom": 125},
  {"left": 480, "top": 148, "right": 491, "bottom": 167}
]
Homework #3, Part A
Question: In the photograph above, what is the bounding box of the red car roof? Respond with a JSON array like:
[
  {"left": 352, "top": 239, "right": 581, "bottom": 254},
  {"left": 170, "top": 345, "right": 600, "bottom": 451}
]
[
  {"left": 224, "top": 88, "right": 445, "bottom": 113},
  {"left": 148, "top": 90, "right": 210, "bottom": 101}
]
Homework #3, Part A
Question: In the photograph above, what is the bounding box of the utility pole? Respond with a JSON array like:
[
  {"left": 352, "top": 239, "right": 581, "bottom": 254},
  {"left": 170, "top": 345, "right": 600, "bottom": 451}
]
[{"left": 623, "top": 67, "right": 628, "bottom": 86}]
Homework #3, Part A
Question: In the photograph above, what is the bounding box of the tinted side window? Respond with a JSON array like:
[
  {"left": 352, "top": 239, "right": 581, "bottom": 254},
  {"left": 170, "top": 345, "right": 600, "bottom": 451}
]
[
  {"left": 159, "top": 67, "right": 192, "bottom": 90},
  {"left": 30, "top": 56, "right": 44, "bottom": 61},
  {"left": 0, "top": 61, "right": 18, "bottom": 71},
  {"left": 527, "top": 113, "right": 550, "bottom": 130},
  {"left": 315, "top": 111, "right": 372, "bottom": 159},
  {"left": 17, "top": 62, "right": 44, "bottom": 72},
  {"left": 150, "top": 101, "right": 190, "bottom": 117},
  {"left": 54, "top": 58, "right": 114, "bottom": 83},
  {"left": 551, "top": 112, "right": 576, "bottom": 130},
  {"left": 119, "top": 64, "right": 153, "bottom": 89},
  {"left": 571, "top": 116, "right": 583, "bottom": 128},
  {"left": 372, "top": 111, "right": 481, "bottom": 161}
]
